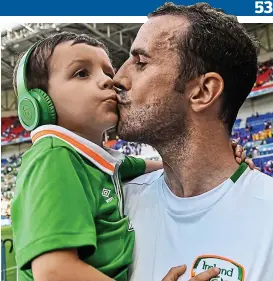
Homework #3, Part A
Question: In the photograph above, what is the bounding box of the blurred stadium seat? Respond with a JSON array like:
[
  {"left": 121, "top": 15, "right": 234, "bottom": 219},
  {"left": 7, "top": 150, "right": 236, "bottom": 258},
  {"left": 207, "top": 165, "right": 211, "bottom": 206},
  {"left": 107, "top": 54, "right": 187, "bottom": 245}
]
[{"left": 1, "top": 117, "right": 30, "bottom": 146}]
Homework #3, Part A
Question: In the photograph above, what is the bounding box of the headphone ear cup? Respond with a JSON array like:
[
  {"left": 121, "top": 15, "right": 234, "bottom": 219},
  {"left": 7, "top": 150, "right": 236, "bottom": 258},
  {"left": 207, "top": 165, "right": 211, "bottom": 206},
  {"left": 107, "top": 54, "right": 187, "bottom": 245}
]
[
  {"left": 18, "top": 96, "right": 40, "bottom": 131},
  {"left": 30, "top": 89, "right": 57, "bottom": 125}
]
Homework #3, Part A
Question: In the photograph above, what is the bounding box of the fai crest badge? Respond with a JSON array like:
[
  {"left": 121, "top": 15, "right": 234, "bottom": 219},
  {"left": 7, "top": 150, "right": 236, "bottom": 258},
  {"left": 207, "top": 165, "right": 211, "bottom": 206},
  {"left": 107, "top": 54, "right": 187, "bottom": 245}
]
[{"left": 191, "top": 255, "right": 245, "bottom": 281}]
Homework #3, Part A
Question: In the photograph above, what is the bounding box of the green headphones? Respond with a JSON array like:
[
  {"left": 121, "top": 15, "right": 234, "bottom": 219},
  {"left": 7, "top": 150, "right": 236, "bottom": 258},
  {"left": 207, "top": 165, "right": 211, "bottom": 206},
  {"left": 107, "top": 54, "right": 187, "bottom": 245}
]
[{"left": 17, "top": 42, "right": 57, "bottom": 131}]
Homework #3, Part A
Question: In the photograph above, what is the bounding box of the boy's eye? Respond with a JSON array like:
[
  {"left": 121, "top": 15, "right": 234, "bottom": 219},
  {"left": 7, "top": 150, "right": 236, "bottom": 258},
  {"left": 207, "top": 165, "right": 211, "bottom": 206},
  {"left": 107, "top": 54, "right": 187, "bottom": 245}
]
[{"left": 74, "top": 69, "right": 89, "bottom": 78}]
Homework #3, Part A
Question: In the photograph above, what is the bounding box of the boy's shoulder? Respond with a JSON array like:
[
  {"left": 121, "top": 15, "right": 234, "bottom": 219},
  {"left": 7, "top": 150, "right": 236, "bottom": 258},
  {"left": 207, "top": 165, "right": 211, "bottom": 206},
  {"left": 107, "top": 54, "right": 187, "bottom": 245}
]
[
  {"left": 30, "top": 135, "right": 77, "bottom": 152},
  {"left": 21, "top": 136, "right": 110, "bottom": 181},
  {"left": 21, "top": 136, "right": 84, "bottom": 168}
]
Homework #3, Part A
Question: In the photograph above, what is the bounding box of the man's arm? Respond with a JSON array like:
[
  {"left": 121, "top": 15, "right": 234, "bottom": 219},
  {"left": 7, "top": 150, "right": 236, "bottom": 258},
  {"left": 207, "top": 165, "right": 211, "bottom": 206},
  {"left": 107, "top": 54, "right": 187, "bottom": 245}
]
[{"left": 32, "top": 249, "right": 113, "bottom": 281}]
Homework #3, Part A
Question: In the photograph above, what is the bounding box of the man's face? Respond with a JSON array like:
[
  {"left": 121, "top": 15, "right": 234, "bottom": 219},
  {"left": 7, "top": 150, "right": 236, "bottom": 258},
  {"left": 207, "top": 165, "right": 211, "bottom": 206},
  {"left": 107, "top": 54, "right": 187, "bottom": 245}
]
[
  {"left": 48, "top": 41, "right": 117, "bottom": 137},
  {"left": 114, "top": 16, "right": 190, "bottom": 144}
]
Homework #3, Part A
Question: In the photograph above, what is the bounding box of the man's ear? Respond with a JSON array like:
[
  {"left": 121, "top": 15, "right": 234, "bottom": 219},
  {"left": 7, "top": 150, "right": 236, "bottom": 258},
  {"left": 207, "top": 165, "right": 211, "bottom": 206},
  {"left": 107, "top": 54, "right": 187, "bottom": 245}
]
[{"left": 190, "top": 73, "right": 224, "bottom": 112}]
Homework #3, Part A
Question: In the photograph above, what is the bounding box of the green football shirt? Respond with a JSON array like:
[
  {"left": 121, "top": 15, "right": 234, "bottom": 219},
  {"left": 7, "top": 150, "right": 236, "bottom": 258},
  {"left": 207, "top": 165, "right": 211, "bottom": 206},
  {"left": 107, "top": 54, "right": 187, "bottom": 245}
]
[{"left": 11, "top": 125, "right": 146, "bottom": 281}]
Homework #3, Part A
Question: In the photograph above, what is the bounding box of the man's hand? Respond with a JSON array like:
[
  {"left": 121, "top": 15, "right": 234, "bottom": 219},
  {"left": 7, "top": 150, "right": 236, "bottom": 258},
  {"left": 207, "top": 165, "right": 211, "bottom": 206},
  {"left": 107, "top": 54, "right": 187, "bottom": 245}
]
[
  {"left": 162, "top": 264, "right": 220, "bottom": 281},
  {"left": 231, "top": 141, "right": 256, "bottom": 169}
]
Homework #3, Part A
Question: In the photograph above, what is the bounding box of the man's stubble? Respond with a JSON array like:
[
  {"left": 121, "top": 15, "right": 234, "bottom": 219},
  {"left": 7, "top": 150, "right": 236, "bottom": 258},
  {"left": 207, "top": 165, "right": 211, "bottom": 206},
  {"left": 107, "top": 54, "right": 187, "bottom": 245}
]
[{"left": 117, "top": 92, "right": 189, "bottom": 151}]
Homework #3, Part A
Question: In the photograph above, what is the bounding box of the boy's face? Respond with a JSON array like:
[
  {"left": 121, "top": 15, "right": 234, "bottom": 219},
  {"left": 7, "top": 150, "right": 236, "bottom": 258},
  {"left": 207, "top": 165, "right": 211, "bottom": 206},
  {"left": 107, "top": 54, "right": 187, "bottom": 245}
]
[{"left": 48, "top": 41, "right": 117, "bottom": 141}]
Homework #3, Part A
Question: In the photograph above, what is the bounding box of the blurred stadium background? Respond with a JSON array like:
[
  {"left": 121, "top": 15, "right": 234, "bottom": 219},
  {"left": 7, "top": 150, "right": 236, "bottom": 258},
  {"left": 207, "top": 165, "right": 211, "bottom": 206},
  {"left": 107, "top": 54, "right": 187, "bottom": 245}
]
[{"left": 1, "top": 23, "right": 273, "bottom": 281}]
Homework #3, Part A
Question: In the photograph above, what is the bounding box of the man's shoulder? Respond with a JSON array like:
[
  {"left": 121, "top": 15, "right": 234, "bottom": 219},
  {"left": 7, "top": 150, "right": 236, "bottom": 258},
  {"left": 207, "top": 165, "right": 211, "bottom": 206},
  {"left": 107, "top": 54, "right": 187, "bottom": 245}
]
[
  {"left": 244, "top": 169, "right": 273, "bottom": 201},
  {"left": 123, "top": 170, "right": 164, "bottom": 213}
]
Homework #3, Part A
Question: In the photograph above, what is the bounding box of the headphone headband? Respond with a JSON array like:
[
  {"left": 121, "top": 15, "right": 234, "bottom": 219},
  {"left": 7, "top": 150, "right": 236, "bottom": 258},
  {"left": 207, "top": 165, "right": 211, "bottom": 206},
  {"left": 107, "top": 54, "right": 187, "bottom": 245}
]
[{"left": 16, "top": 41, "right": 40, "bottom": 98}]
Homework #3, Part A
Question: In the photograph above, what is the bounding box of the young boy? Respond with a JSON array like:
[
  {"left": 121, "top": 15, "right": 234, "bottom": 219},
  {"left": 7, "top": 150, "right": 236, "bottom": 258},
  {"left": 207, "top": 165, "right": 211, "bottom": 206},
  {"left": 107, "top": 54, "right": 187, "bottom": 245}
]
[
  {"left": 11, "top": 31, "right": 164, "bottom": 281},
  {"left": 11, "top": 32, "right": 251, "bottom": 281}
]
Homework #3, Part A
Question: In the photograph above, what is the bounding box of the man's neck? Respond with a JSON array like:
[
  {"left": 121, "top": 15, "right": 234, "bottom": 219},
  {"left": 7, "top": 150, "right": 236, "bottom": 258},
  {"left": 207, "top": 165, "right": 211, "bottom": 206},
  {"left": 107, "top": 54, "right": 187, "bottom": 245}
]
[{"left": 154, "top": 124, "right": 239, "bottom": 197}]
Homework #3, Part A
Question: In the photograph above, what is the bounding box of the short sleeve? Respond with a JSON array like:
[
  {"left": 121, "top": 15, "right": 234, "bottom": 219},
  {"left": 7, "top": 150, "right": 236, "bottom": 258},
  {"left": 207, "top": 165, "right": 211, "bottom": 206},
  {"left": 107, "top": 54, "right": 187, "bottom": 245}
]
[
  {"left": 11, "top": 147, "right": 97, "bottom": 270},
  {"left": 119, "top": 156, "right": 146, "bottom": 181}
]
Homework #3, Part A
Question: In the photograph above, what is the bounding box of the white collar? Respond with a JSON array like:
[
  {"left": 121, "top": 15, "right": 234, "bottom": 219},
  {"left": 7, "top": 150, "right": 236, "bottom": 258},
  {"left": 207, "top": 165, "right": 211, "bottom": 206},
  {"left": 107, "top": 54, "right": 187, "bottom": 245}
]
[{"left": 31, "top": 125, "right": 125, "bottom": 176}]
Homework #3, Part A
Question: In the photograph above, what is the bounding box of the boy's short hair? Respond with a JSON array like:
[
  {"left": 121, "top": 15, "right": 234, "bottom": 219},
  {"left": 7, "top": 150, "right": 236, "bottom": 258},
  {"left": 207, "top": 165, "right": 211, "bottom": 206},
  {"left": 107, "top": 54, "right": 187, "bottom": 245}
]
[{"left": 13, "top": 32, "right": 108, "bottom": 96}]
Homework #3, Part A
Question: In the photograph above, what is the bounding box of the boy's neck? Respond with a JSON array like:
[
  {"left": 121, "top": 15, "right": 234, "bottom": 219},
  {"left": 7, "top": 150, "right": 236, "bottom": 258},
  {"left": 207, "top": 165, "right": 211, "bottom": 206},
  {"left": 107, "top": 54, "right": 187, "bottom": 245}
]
[{"left": 73, "top": 130, "right": 103, "bottom": 147}]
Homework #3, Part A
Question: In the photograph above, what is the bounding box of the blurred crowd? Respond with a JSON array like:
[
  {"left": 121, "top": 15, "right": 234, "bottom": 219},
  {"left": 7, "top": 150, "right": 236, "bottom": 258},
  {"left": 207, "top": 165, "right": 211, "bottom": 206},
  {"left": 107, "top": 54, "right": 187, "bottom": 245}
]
[
  {"left": 232, "top": 120, "right": 273, "bottom": 147},
  {"left": 2, "top": 117, "right": 30, "bottom": 145},
  {"left": 253, "top": 59, "right": 273, "bottom": 88},
  {"left": 2, "top": 111, "right": 273, "bottom": 217},
  {"left": 1, "top": 154, "right": 22, "bottom": 218},
  {"left": 111, "top": 139, "right": 143, "bottom": 155}
]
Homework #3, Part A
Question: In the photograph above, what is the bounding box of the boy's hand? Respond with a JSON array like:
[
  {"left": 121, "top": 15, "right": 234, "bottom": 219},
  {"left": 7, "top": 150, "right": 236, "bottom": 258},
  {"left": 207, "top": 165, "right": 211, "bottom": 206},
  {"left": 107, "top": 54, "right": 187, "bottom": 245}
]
[
  {"left": 162, "top": 264, "right": 220, "bottom": 281},
  {"left": 231, "top": 141, "right": 256, "bottom": 169}
]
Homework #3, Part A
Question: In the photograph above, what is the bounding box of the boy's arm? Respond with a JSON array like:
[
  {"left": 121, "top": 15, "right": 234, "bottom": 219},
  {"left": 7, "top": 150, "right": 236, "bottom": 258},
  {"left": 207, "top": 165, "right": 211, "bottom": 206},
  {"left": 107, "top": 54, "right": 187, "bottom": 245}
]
[
  {"left": 12, "top": 147, "right": 98, "bottom": 273},
  {"left": 32, "top": 249, "right": 114, "bottom": 281},
  {"left": 144, "top": 143, "right": 257, "bottom": 173},
  {"left": 119, "top": 156, "right": 163, "bottom": 181},
  {"left": 144, "top": 159, "right": 163, "bottom": 173},
  {"left": 119, "top": 142, "right": 255, "bottom": 181},
  {"left": 119, "top": 156, "right": 146, "bottom": 181}
]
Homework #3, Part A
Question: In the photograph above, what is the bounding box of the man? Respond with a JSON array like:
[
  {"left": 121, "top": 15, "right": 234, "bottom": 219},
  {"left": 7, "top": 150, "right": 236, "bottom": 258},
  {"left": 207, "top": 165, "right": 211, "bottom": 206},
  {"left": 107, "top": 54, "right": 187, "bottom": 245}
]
[{"left": 114, "top": 2, "right": 273, "bottom": 281}]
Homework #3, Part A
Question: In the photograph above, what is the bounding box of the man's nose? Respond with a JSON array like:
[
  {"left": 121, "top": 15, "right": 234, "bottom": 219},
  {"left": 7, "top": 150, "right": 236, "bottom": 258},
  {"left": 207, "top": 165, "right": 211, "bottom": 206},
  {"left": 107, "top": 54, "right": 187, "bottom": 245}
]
[{"left": 113, "top": 63, "right": 131, "bottom": 91}]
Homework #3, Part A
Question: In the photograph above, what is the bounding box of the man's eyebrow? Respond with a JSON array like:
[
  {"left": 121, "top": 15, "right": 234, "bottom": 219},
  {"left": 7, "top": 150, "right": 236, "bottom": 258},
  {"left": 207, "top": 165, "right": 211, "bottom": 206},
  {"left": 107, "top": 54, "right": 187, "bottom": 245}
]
[{"left": 130, "top": 48, "right": 151, "bottom": 58}]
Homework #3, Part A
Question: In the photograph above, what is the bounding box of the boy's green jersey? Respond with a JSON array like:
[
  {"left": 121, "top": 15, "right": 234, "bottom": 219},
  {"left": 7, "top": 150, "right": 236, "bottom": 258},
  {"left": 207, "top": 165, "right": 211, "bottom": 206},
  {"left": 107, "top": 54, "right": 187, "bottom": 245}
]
[{"left": 11, "top": 125, "right": 146, "bottom": 281}]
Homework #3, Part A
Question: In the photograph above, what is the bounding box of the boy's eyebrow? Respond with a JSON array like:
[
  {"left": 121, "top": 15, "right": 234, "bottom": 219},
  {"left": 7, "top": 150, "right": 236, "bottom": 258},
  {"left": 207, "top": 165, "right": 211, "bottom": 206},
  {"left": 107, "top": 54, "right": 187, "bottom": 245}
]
[
  {"left": 67, "top": 59, "right": 89, "bottom": 68},
  {"left": 66, "top": 58, "right": 114, "bottom": 76}
]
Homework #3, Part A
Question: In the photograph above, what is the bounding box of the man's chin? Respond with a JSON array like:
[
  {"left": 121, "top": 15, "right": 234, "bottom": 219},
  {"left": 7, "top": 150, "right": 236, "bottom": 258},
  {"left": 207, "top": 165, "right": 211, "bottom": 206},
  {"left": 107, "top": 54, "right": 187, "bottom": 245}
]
[
  {"left": 117, "top": 120, "right": 133, "bottom": 141},
  {"left": 117, "top": 113, "right": 142, "bottom": 141}
]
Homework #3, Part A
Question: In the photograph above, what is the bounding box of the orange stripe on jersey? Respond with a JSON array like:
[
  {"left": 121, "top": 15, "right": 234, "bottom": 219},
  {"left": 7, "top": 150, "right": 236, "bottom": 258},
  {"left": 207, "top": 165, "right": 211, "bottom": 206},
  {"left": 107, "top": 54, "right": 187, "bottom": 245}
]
[{"left": 32, "top": 130, "right": 115, "bottom": 173}]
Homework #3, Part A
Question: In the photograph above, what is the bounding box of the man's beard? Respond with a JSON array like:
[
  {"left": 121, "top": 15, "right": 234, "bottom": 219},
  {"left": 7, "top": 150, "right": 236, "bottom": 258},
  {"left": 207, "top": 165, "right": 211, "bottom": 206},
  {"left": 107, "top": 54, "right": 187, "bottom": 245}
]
[{"left": 117, "top": 94, "right": 188, "bottom": 148}]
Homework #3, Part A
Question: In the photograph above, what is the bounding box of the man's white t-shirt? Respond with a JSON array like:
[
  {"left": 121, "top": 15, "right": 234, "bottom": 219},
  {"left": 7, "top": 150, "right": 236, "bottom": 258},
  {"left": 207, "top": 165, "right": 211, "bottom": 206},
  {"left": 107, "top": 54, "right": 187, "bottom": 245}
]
[{"left": 124, "top": 163, "right": 273, "bottom": 281}]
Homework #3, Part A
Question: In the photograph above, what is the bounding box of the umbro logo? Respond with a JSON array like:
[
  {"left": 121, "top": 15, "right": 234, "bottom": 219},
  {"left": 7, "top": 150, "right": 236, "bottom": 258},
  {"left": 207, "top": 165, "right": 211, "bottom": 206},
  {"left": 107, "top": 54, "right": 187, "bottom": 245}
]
[
  {"left": 102, "top": 188, "right": 111, "bottom": 197},
  {"left": 102, "top": 188, "right": 114, "bottom": 203}
]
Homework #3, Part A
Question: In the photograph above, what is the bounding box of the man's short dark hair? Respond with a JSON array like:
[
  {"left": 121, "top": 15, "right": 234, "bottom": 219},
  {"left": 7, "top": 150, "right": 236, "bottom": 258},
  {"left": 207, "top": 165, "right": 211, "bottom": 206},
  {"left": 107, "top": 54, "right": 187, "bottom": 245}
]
[
  {"left": 149, "top": 2, "right": 259, "bottom": 133},
  {"left": 13, "top": 31, "right": 108, "bottom": 96}
]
